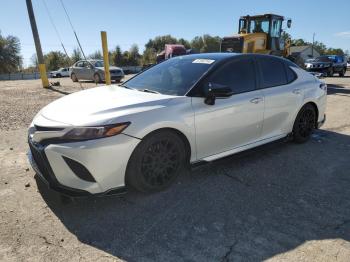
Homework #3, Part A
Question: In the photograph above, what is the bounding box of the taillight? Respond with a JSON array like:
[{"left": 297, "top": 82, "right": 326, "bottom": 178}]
[{"left": 319, "top": 83, "right": 327, "bottom": 92}]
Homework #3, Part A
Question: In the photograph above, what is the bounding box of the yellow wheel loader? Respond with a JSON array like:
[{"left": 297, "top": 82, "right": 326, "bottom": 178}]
[{"left": 221, "top": 14, "right": 292, "bottom": 57}]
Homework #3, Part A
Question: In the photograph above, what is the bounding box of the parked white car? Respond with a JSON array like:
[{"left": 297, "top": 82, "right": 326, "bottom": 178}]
[
  {"left": 28, "top": 53, "right": 327, "bottom": 196},
  {"left": 49, "top": 67, "right": 70, "bottom": 78}
]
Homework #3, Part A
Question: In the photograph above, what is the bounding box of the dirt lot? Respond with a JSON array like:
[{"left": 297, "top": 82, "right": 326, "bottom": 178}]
[{"left": 1, "top": 73, "right": 350, "bottom": 262}]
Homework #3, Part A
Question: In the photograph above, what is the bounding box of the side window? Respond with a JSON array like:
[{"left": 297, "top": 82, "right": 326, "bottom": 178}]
[
  {"left": 207, "top": 58, "right": 256, "bottom": 94},
  {"left": 286, "top": 66, "right": 297, "bottom": 83},
  {"left": 76, "top": 62, "right": 83, "bottom": 67},
  {"left": 258, "top": 57, "right": 287, "bottom": 88},
  {"left": 270, "top": 20, "right": 282, "bottom": 37}
]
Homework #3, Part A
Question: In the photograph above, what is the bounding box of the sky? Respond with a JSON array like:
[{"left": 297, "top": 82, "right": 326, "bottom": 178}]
[{"left": 1, "top": 0, "right": 349, "bottom": 67}]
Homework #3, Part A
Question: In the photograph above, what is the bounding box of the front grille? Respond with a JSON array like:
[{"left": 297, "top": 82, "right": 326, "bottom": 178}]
[
  {"left": 28, "top": 141, "right": 52, "bottom": 183},
  {"left": 110, "top": 70, "right": 121, "bottom": 74}
]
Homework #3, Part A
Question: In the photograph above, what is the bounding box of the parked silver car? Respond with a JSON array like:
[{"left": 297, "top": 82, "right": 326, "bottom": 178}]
[{"left": 70, "top": 59, "right": 124, "bottom": 83}]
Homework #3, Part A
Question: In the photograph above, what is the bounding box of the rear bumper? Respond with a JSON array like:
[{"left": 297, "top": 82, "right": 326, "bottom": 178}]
[{"left": 27, "top": 134, "right": 140, "bottom": 197}]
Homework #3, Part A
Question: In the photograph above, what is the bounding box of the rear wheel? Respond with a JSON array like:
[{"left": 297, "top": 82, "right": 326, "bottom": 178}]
[
  {"left": 126, "top": 130, "right": 187, "bottom": 193},
  {"left": 71, "top": 73, "right": 78, "bottom": 82},
  {"left": 94, "top": 73, "right": 102, "bottom": 83},
  {"left": 292, "top": 104, "right": 316, "bottom": 143}
]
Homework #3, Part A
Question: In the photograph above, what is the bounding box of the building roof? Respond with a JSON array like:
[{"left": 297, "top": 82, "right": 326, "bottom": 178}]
[{"left": 290, "top": 45, "right": 311, "bottom": 53}]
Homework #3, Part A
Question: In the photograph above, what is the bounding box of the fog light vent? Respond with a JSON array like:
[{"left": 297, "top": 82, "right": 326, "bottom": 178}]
[{"left": 62, "top": 156, "right": 96, "bottom": 182}]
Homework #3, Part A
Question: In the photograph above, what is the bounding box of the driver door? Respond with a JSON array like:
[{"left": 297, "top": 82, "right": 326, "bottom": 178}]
[{"left": 191, "top": 57, "right": 264, "bottom": 160}]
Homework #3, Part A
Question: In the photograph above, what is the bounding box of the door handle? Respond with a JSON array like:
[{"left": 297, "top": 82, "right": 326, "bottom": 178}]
[
  {"left": 292, "top": 88, "right": 301, "bottom": 94},
  {"left": 250, "top": 97, "right": 263, "bottom": 104}
]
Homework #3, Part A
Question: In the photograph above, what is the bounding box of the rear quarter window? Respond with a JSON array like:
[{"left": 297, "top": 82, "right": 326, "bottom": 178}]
[
  {"left": 286, "top": 66, "right": 297, "bottom": 83},
  {"left": 258, "top": 57, "right": 288, "bottom": 88}
]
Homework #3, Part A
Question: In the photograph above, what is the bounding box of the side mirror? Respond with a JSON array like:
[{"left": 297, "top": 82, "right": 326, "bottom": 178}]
[
  {"left": 204, "top": 83, "right": 233, "bottom": 105},
  {"left": 287, "top": 19, "right": 292, "bottom": 28}
]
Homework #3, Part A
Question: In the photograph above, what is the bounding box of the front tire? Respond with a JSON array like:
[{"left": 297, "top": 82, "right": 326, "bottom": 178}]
[
  {"left": 126, "top": 130, "right": 187, "bottom": 193},
  {"left": 327, "top": 67, "right": 334, "bottom": 77},
  {"left": 339, "top": 68, "right": 346, "bottom": 77},
  {"left": 71, "top": 73, "right": 78, "bottom": 82},
  {"left": 292, "top": 104, "right": 316, "bottom": 143}
]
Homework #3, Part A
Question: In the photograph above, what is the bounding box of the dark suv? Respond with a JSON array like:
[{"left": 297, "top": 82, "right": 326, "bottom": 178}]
[{"left": 305, "top": 55, "right": 347, "bottom": 77}]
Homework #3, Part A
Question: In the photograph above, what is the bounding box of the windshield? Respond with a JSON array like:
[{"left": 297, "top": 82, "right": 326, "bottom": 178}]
[
  {"left": 315, "top": 56, "right": 333, "bottom": 62},
  {"left": 93, "top": 61, "right": 104, "bottom": 67},
  {"left": 249, "top": 19, "right": 270, "bottom": 34},
  {"left": 123, "top": 57, "right": 216, "bottom": 96}
]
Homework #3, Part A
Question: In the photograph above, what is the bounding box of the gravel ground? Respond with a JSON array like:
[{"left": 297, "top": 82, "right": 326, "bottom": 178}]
[{"left": 0, "top": 73, "right": 350, "bottom": 261}]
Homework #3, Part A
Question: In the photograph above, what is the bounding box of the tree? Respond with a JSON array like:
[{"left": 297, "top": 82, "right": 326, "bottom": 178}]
[
  {"left": 313, "top": 41, "right": 327, "bottom": 55},
  {"left": 291, "top": 38, "right": 309, "bottom": 46},
  {"left": 326, "top": 48, "right": 344, "bottom": 56},
  {"left": 190, "top": 35, "right": 221, "bottom": 53},
  {"left": 111, "top": 46, "right": 122, "bottom": 66},
  {"left": 44, "top": 51, "right": 69, "bottom": 71},
  {"left": 190, "top": 36, "right": 205, "bottom": 52},
  {"left": 142, "top": 48, "right": 157, "bottom": 65},
  {"left": 128, "top": 44, "right": 141, "bottom": 66},
  {"left": 281, "top": 31, "right": 291, "bottom": 43},
  {"left": 145, "top": 35, "right": 178, "bottom": 53},
  {"left": 178, "top": 38, "right": 191, "bottom": 49},
  {"left": 71, "top": 47, "right": 82, "bottom": 63},
  {"left": 88, "top": 50, "right": 102, "bottom": 59},
  {"left": 0, "top": 31, "right": 22, "bottom": 73}
]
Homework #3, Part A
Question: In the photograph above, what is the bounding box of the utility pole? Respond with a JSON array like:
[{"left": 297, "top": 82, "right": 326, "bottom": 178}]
[
  {"left": 101, "top": 31, "right": 111, "bottom": 85},
  {"left": 312, "top": 33, "right": 315, "bottom": 58},
  {"left": 26, "top": 0, "right": 49, "bottom": 88}
]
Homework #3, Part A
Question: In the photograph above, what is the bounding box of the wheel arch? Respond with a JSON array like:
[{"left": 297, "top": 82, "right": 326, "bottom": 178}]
[
  {"left": 298, "top": 101, "right": 319, "bottom": 128},
  {"left": 139, "top": 127, "right": 192, "bottom": 164}
]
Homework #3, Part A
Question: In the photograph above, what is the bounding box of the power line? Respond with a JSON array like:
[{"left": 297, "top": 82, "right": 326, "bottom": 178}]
[
  {"left": 58, "top": 0, "right": 87, "bottom": 60},
  {"left": 41, "top": 0, "right": 70, "bottom": 59}
]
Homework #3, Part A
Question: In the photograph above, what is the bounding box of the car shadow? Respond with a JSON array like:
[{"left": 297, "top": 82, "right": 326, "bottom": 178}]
[
  {"left": 327, "top": 84, "right": 350, "bottom": 96},
  {"left": 37, "top": 129, "right": 350, "bottom": 261}
]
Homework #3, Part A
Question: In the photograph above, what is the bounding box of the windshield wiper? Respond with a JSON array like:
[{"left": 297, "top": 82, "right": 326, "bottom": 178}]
[
  {"left": 119, "top": 84, "right": 135, "bottom": 90},
  {"left": 140, "top": 88, "right": 160, "bottom": 94}
]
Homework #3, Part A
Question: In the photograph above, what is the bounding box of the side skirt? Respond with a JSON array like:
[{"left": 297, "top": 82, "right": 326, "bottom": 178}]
[{"left": 200, "top": 134, "right": 288, "bottom": 162}]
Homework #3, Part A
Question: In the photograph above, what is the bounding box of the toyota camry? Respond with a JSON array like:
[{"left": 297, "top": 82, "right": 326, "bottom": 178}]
[{"left": 28, "top": 53, "right": 327, "bottom": 196}]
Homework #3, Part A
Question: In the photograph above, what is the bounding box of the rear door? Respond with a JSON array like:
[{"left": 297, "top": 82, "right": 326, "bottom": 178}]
[
  {"left": 256, "top": 56, "right": 302, "bottom": 139},
  {"left": 191, "top": 57, "right": 265, "bottom": 160}
]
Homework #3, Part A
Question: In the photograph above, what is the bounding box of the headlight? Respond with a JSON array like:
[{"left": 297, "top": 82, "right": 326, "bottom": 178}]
[{"left": 62, "top": 122, "right": 130, "bottom": 141}]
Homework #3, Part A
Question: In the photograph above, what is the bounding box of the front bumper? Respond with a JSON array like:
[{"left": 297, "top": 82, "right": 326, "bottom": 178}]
[
  {"left": 28, "top": 134, "right": 140, "bottom": 197},
  {"left": 306, "top": 67, "right": 330, "bottom": 74}
]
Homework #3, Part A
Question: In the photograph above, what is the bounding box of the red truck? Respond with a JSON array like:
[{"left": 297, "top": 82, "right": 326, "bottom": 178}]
[{"left": 156, "top": 44, "right": 187, "bottom": 63}]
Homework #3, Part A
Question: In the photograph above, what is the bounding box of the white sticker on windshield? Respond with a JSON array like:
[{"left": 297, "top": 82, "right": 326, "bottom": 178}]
[{"left": 192, "top": 59, "right": 215, "bottom": 64}]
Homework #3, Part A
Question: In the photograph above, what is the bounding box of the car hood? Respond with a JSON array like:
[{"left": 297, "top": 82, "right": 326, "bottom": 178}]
[{"left": 38, "top": 85, "right": 175, "bottom": 126}]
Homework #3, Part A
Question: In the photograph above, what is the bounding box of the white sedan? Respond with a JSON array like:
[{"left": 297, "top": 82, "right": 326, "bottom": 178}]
[
  {"left": 49, "top": 67, "right": 70, "bottom": 78},
  {"left": 28, "top": 53, "right": 327, "bottom": 196}
]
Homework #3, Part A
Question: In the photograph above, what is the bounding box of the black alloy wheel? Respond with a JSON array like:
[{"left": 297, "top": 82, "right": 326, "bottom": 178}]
[
  {"left": 126, "top": 130, "right": 187, "bottom": 193},
  {"left": 292, "top": 104, "right": 316, "bottom": 143}
]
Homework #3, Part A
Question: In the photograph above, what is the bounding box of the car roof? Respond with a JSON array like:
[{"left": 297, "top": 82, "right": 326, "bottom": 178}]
[
  {"left": 182, "top": 53, "right": 297, "bottom": 66},
  {"left": 183, "top": 53, "right": 239, "bottom": 61}
]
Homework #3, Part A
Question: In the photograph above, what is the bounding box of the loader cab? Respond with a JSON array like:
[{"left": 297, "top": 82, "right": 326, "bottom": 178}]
[
  {"left": 240, "top": 14, "right": 286, "bottom": 51},
  {"left": 221, "top": 13, "right": 291, "bottom": 56}
]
